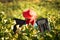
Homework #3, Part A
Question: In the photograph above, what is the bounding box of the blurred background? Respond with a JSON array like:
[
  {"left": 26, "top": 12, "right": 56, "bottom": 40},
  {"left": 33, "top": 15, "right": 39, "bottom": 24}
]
[{"left": 0, "top": 0, "right": 60, "bottom": 40}]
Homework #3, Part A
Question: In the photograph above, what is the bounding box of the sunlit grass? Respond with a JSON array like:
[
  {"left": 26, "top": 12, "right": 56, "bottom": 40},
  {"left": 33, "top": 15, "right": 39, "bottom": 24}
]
[{"left": 0, "top": 0, "right": 60, "bottom": 40}]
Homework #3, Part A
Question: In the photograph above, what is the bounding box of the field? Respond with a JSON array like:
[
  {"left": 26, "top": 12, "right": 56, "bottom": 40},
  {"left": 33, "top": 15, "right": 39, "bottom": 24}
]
[{"left": 0, "top": 0, "right": 60, "bottom": 40}]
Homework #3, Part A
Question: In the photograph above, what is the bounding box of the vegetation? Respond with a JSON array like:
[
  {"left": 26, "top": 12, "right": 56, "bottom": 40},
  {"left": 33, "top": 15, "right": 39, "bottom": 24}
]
[{"left": 0, "top": 0, "right": 60, "bottom": 40}]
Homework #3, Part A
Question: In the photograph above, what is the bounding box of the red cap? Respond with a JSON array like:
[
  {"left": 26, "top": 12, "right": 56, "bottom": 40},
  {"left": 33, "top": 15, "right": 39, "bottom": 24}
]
[{"left": 23, "top": 9, "right": 37, "bottom": 19}]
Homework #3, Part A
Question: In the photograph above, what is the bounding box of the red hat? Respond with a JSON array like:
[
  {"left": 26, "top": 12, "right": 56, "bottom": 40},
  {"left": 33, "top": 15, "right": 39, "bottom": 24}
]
[{"left": 23, "top": 9, "right": 37, "bottom": 19}]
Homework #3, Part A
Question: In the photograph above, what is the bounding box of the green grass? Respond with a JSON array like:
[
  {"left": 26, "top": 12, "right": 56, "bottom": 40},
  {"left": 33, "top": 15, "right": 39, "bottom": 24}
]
[{"left": 0, "top": 1, "right": 60, "bottom": 40}]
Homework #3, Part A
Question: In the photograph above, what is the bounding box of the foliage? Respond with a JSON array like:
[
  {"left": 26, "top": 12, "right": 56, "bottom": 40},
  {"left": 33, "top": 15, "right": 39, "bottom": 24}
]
[{"left": 0, "top": 0, "right": 60, "bottom": 40}]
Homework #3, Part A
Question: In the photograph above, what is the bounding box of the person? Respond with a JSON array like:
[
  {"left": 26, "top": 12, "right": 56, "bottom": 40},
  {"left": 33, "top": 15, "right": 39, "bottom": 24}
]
[
  {"left": 23, "top": 9, "right": 38, "bottom": 28},
  {"left": 13, "top": 9, "right": 38, "bottom": 33}
]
